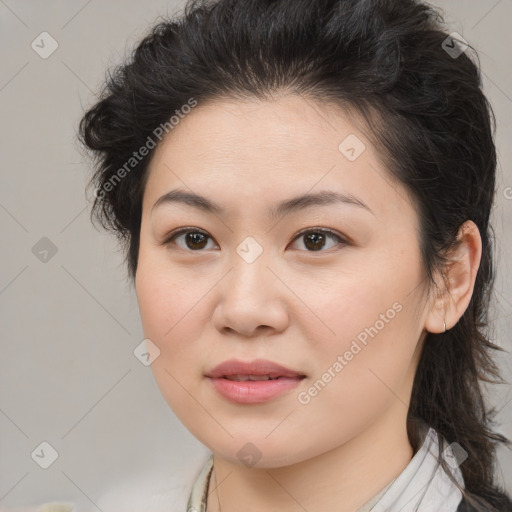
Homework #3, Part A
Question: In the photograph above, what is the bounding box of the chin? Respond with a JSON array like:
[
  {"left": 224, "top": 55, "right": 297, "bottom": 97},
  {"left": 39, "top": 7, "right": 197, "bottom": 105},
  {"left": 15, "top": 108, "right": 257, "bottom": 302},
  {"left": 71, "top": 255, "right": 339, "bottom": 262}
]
[{"left": 205, "top": 436, "right": 311, "bottom": 469}]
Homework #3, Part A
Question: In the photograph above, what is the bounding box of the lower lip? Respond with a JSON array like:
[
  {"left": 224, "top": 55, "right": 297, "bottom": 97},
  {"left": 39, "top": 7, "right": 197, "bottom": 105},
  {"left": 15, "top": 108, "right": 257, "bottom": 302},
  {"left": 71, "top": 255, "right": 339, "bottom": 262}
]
[{"left": 207, "top": 376, "right": 304, "bottom": 404}]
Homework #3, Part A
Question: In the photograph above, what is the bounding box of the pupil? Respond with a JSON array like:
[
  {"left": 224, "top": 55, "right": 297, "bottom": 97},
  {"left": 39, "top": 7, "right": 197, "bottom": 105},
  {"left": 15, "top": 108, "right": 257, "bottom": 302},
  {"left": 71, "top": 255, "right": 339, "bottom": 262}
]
[
  {"left": 186, "top": 232, "right": 208, "bottom": 249},
  {"left": 304, "top": 232, "right": 325, "bottom": 251}
]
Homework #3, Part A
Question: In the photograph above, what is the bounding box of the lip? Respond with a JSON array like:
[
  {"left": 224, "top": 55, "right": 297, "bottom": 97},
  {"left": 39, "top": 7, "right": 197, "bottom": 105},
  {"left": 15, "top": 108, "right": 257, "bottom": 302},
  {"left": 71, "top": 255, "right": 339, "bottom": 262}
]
[
  {"left": 205, "top": 358, "right": 306, "bottom": 379},
  {"left": 205, "top": 358, "right": 306, "bottom": 404}
]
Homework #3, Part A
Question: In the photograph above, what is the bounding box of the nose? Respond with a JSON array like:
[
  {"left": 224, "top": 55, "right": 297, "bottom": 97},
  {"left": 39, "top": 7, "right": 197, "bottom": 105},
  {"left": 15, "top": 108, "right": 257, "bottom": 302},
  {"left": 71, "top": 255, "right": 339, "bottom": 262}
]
[{"left": 211, "top": 250, "right": 289, "bottom": 338}]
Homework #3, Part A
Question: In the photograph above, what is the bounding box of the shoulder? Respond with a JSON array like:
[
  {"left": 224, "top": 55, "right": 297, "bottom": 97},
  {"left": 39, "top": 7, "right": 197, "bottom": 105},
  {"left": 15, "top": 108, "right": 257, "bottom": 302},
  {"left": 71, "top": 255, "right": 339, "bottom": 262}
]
[{"left": 457, "top": 490, "right": 512, "bottom": 512}]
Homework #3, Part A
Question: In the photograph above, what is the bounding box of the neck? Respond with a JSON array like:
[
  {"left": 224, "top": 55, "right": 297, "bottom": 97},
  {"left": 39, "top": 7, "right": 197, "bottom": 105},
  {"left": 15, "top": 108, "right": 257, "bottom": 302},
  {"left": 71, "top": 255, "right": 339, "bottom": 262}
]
[{"left": 207, "top": 407, "right": 415, "bottom": 512}]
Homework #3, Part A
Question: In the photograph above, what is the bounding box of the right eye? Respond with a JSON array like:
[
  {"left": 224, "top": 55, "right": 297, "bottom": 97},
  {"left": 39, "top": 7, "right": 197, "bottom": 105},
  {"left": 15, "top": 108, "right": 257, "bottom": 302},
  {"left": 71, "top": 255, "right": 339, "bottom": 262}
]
[{"left": 163, "top": 228, "right": 218, "bottom": 251}]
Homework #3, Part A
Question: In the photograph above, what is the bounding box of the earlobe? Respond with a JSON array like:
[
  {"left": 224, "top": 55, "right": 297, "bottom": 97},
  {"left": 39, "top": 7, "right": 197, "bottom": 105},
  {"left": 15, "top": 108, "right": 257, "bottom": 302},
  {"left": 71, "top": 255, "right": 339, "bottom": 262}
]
[{"left": 424, "top": 220, "right": 482, "bottom": 334}]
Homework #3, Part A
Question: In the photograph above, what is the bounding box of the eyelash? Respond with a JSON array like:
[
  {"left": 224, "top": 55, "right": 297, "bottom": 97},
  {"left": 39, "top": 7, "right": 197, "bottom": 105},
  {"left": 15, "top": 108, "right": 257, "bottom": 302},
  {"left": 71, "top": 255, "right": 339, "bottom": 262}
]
[{"left": 162, "top": 227, "right": 347, "bottom": 253}]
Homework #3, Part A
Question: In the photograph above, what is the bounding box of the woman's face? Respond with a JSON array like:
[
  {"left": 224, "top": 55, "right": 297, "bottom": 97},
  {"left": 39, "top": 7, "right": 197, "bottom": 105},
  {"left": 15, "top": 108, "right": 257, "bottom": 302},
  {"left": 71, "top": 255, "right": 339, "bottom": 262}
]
[{"left": 135, "top": 95, "right": 432, "bottom": 467}]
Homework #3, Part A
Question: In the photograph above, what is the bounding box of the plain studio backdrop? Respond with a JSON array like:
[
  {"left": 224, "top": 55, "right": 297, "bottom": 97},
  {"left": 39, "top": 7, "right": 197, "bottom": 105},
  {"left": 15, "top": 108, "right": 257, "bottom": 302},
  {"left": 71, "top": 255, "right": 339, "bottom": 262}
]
[{"left": 1, "top": 1, "right": 511, "bottom": 510}]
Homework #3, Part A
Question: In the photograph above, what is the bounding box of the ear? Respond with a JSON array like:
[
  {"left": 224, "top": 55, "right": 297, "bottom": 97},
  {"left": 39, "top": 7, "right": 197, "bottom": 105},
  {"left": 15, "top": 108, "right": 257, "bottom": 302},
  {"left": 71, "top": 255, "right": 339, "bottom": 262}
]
[{"left": 424, "top": 220, "right": 482, "bottom": 334}]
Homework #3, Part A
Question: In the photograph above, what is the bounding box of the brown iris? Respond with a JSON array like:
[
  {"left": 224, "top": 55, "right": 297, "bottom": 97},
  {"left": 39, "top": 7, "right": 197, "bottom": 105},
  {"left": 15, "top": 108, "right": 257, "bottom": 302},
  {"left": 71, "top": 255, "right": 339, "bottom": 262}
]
[
  {"left": 184, "top": 232, "right": 209, "bottom": 250},
  {"left": 303, "top": 232, "right": 327, "bottom": 251}
]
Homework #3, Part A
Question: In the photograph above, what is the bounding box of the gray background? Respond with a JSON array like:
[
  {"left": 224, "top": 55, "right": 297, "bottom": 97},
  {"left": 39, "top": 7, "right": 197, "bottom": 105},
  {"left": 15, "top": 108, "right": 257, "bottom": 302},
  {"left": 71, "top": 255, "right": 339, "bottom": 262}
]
[{"left": 1, "top": 1, "right": 511, "bottom": 510}]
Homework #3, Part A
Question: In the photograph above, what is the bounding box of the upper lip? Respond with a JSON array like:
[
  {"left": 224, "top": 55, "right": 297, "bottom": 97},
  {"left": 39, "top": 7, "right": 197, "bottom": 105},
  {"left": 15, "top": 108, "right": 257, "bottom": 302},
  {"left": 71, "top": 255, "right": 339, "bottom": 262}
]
[{"left": 205, "top": 358, "right": 306, "bottom": 379}]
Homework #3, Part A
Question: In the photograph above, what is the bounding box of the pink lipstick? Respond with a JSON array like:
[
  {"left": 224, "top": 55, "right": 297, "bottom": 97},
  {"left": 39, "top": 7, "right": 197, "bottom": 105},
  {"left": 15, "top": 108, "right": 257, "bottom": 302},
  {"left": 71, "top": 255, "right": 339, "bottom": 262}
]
[{"left": 205, "top": 358, "right": 306, "bottom": 404}]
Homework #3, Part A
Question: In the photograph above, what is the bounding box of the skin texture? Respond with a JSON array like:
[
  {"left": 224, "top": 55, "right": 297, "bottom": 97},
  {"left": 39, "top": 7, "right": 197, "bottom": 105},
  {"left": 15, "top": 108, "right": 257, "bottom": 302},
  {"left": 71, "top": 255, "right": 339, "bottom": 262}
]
[{"left": 135, "top": 95, "right": 482, "bottom": 512}]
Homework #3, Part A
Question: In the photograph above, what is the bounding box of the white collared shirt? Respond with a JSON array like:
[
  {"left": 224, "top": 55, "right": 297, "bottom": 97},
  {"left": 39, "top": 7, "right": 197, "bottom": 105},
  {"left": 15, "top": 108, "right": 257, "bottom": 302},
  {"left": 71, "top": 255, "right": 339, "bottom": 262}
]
[{"left": 187, "top": 423, "right": 464, "bottom": 512}]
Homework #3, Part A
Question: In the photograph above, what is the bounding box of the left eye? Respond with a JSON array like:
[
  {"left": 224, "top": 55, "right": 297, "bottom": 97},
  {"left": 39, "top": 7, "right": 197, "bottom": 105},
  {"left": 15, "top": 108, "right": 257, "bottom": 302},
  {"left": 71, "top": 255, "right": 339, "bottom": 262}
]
[
  {"left": 164, "top": 228, "right": 345, "bottom": 252},
  {"left": 290, "top": 228, "right": 345, "bottom": 252}
]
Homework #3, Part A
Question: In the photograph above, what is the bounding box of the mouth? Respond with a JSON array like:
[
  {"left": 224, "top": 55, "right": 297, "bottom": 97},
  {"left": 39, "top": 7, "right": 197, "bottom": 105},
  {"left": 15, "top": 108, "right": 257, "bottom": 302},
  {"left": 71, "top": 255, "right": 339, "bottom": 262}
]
[
  {"left": 205, "top": 359, "right": 306, "bottom": 404},
  {"left": 220, "top": 375, "right": 303, "bottom": 381},
  {"left": 205, "top": 358, "right": 307, "bottom": 380}
]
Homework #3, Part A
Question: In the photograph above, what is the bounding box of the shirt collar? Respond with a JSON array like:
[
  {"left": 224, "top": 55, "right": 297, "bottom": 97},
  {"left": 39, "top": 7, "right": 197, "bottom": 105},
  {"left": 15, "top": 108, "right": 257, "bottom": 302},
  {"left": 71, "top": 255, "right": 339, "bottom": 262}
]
[{"left": 186, "top": 423, "right": 464, "bottom": 512}]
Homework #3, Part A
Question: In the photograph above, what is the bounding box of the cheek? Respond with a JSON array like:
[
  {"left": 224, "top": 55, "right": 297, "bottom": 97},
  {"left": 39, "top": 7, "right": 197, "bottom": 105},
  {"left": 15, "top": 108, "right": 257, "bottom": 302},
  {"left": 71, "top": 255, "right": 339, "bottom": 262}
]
[
  {"left": 294, "top": 266, "right": 407, "bottom": 351},
  {"left": 135, "top": 258, "right": 206, "bottom": 373},
  {"left": 135, "top": 240, "right": 201, "bottom": 338},
  {"left": 135, "top": 264, "right": 211, "bottom": 423},
  {"left": 299, "top": 255, "right": 424, "bottom": 397},
  {"left": 292, "top": 291, "right": 419, "bottom": 456}
]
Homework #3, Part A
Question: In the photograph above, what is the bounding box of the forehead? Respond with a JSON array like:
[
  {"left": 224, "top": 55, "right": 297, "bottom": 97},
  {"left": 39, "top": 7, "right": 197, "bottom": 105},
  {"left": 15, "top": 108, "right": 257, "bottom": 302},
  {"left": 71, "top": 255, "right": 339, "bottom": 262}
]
[
  {"left": 143, "top": 95, "right": 416, "bottom": 223},
  {"left": 161, "top": 95, "right": 354, "bottom": 158}
]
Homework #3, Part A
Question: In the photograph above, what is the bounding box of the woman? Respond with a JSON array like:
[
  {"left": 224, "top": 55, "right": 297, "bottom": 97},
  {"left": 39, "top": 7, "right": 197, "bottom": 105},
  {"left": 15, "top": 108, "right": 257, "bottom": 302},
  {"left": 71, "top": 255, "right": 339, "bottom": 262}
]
[{"left": 78, "top": 0, "right": 512, "bottom": 510}]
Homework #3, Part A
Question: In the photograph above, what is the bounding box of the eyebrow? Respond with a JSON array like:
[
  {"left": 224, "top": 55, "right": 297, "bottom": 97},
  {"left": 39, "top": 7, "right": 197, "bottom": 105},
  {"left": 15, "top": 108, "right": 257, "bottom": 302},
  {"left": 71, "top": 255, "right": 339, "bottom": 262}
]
[{"left": 150, "top": 188, "right": 374, "bottom": 220}]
